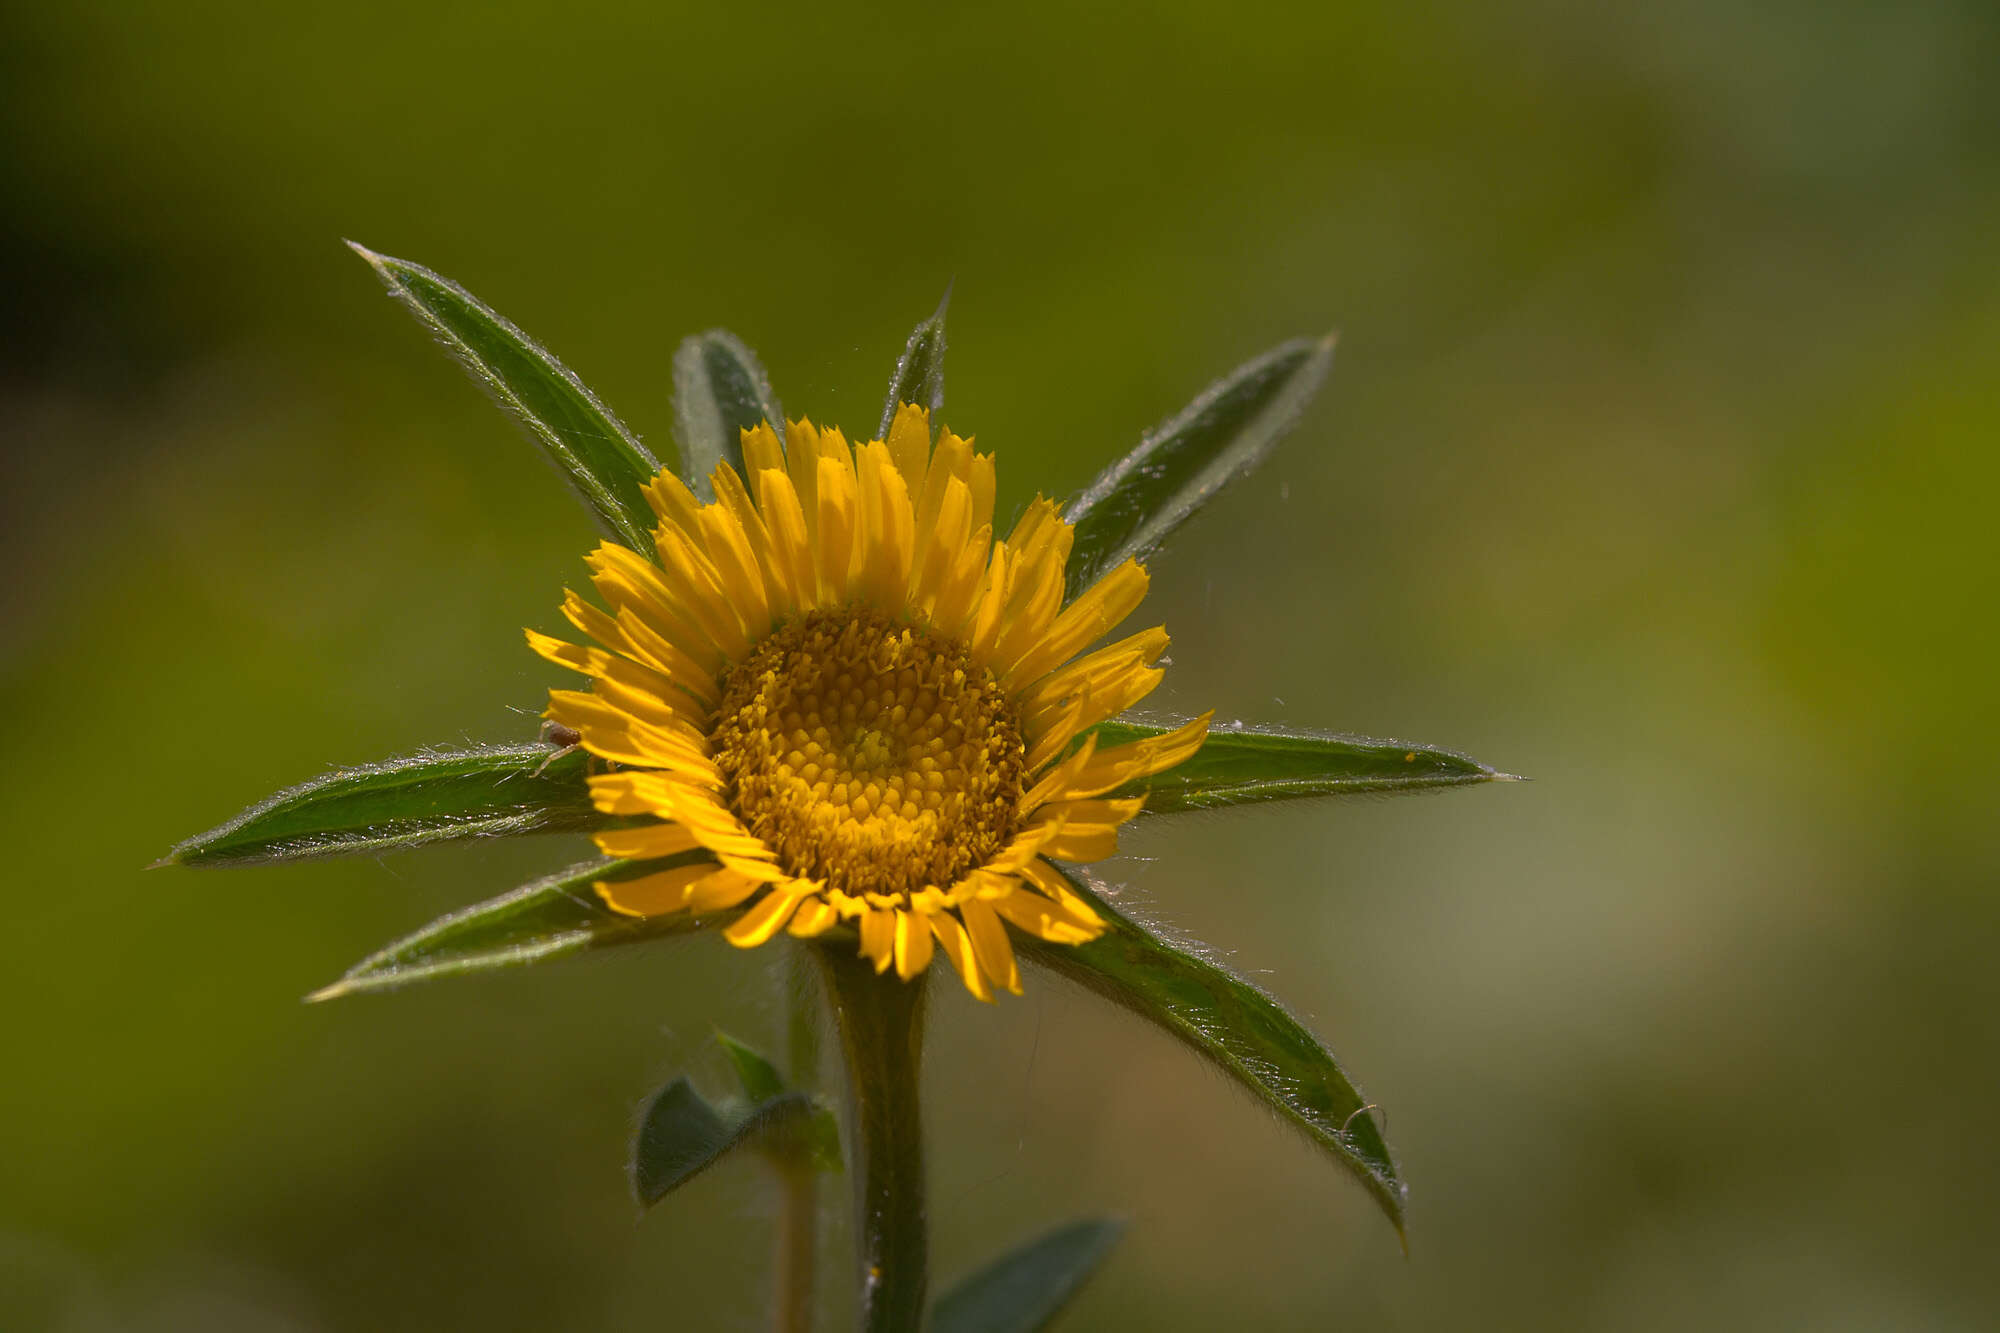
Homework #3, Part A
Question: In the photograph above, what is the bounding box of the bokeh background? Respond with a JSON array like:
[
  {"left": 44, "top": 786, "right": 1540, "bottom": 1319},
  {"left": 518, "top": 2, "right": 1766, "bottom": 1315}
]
[{"left": 5, "top": 2, "right": 1998, "bottom": 1328}]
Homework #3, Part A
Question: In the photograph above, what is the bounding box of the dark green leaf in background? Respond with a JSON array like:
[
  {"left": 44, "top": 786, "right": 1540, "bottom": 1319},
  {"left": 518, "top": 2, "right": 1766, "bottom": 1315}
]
[
  {"left": 878, "top": 285, "right": 950, "bottom": 439},
  {"left": 633, "top": 1077, "right": 732, "bottom": 1205},
  {"left": 1015, "top": 864, "right": 1405, "bottom": 1238},
  {"left": 1064, "top": 336, "right": 1335, "bottom": 594},
  {"left": 163, "top": 743, "right": 600, "bottom": 868},
  {"left": 306, "top": 855, "right": 724, "bottom": 1001},
  {"left": 672, "top": 329, "right": 784, "bottom": 499},
  {"left": 349, "top": 243, "right": 664, "bottom": 550},
  {"left": 1087, "top": 718, "right": 1515, "bottom": 812},
  {"left": 632, "top": 1078, "right": 824, "bottom": 1208},
  {"left": 931, "top": 1218, "right": 1127, "bottom": 1333}
]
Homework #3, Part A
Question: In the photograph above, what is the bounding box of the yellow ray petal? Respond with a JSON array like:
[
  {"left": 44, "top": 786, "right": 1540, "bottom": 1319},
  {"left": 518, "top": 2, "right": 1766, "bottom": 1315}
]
[
  {"left": 928, "top": 910, "right": 993, "bottom": 1002},
  {"left": 893, "top": 907, "right": 935, "bottom": 980},
  {"left": 1021, "top": 858, "right": 1108, "bottom": 931},
  {"left": 643, "top": 469, "right": 703, "bottom": 536},
  {"left": 967, "top": 452, "right": 996, "bottom": 536},
  {"left": 958, "top": 897, "right": 1022, "bottom": 995},
  {"left": 756, "top": 467, "right": 819, "bottom": 613},
  {"left": 858, "top": 908, "right": 896, "bottom": 973},
  {"left": 991, "top": 883, "right": 1101, "bottom": 944},
  {"left": 686, "top": 866, "right": 764, "bottom": 913},
  {"left": 1055, "top": 713, "right": 1213, "bottom": 800},
  {"left": 725, "top": 881, "right": 816, "bottom": 947},
  {"left": 591, "top": 823, "right": 701, "bottom": 860},
  {"left": 596, "top": 862, "right": 716, "bottom": 917},
  {"left": 855, "top": 441, "right": 916, "bottom": 610},
  {"left": 815, "top": 454, "right": 859, "bottom": 606},
  {"left": 785, "top": 417, "right": 823, "bottom": 535},
  {"left": 884, "top": 402, "right": 932, "bottom": 481},
  {"left": 741, "top": 420, "right": 786, "bottom": 479},
  {"left": 909, "top": 475, "right": 971, "bottom": 615},
  {"left": 652, "top": 524, "right": 755, "bottom": 660},
  {"left": 787, "top": 897, "right": 839, "bottom": 938},
  {"left": 1005, "top": 559, "right": 1150, "bottom": 687},
  {"left": 695, "top": 502, "right": 772, "bottom": 639}
]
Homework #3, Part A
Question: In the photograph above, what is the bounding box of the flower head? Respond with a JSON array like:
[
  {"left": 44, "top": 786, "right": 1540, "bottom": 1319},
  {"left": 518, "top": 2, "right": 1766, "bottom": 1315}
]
[{"left": 528, "top": 404, "right": 1209, "bottom": 998}]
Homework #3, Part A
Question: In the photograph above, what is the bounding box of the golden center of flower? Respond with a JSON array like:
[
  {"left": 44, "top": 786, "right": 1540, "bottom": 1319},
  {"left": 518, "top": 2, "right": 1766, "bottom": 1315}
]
[{"left": 710, "top": 609, "right": 1026, "bottom": 901}]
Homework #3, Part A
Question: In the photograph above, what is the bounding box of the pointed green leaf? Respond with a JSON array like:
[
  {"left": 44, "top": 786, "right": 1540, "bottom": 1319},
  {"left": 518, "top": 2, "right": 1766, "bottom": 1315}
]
[
  {"left": 932, "top": 1218, "right": 1126, "bottom": 1333},
  {"left": 673, "top": 329, "right": 784, "bottom": 499},
  {"left": 1014, "top": 864, "right": 1404, "bottom": 1237},
  {"left": 165, "top": 743, "right": 601, "bottom": 868},
  {"left": 634, "top": 1077, "right": 732, "bottom": 1204},
  {"left": 349, "top": 242, "right": 663, "bottom": 550},
  {"left": 306, "top": 855, "right": 726, "bottom": 1001},
  {"left": 1086, "top": 719, "right": 1512, "bottom": 814},
  {"left": 169, "top": 716, "right": 1508, "bottom": 871},
  {"left": 879, "top": 285, "right": 951, "bottom": 438},
  {"left": 1065, "top": 336, "right": 1335, "bottom": 594},
  {"left": 716, "top": 1031, "right": 788, "bottom": 1102},
  {"left": 633, "top": 1079, "right": 822, "bottom": 1207}
]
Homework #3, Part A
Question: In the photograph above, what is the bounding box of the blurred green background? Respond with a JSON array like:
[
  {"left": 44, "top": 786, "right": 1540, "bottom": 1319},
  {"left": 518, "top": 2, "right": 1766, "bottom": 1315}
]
[{"left": 5, "top": 1, "right": 1998, "bottom": 1328}]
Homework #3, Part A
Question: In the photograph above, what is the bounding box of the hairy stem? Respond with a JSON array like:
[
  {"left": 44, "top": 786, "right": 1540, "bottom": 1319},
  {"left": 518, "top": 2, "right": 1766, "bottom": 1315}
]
[
  {"left": 772, "top": 948, "right": 824, "bottom": 1333},
  {"left": 813, "top": 943, "right": 929, "bottom": 1333}
]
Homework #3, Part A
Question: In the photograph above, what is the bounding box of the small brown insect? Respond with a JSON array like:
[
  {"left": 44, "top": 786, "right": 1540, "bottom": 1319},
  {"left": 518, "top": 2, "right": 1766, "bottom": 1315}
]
[{"left": 533, "top": 720, "right": 583, "bottom": 776}]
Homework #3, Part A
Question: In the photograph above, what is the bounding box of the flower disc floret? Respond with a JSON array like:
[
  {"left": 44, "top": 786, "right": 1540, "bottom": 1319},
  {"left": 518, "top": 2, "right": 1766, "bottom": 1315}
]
[{"left": 712, "top": 610, "right": 1025, "bottom": 900}]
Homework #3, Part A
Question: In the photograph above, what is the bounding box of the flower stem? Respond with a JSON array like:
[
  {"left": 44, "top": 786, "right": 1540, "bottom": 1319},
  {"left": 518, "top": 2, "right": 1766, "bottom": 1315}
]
[
  {"left": 772, "top": 1157, "right": 817, "bottom": 1333},
  {"left": 772, "top": 949, "right": 824, "bottom": 1333},
  {"left": 813, "top": 943, "right": 929, "bottom": 1333}
]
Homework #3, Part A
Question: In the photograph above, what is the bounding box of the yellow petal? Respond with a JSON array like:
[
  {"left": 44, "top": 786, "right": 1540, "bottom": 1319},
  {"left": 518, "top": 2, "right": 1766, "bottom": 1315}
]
[
  {"left": 786, "top": 897, "right": 839, "bottom": 938},
  {"left": 815, "top": 454, "right": 858, "bottom": 606},
  {"left": 1005, "top": 558, "right": 1150, "bottom": 687},
  {"left": 1020, "top": 859, "right": 1108, "bottom": 931},
  {"left": 928, "top": 911, "right": 992, "bottom": 1002},
  {"left": 859, "top": 908, "right": 896, "bottom": 973},
  {"left": 741, "top": 420, "right": 786, "bottom": 479},
  {"left": 596, "top": 862, "right": 715, "bottom": 917},
  {"left": 893, "top": 908, "right": 935, "bottom": 980},
  {"left": 643, "top": 468, "right": 703, "bottom": 535},
  {"left": 990, "top": 883, "right": 1101, "bottom": 944},
  {"left": 884, "top": 402, "right": 932, "bottom": 481},
  {"left": 591, "top": 823, "right": 701, "bottom": 860},
  {"left": 724, "top": 881, "right": 815, "bottom": 947},
  {"left": 756, "top": 467, "right": 819, "bottom": 612},
  {"left": 686, "top": 866, "right": 763, "bottom": 913},
  {"left": 958, "top": 897, "right": 1021, "bottom": 995}
]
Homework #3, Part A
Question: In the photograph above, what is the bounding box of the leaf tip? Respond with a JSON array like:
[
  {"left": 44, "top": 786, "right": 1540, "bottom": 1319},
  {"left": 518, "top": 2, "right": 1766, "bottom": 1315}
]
[
  {"left": 344, "top": 238, "right": 387, "bottom": 267},
  {"left": 145, "top": 854, "right": 176, "bottom": 871},
  {"left": 302, "top": 978, "right": 353, "bottom": 1004}
]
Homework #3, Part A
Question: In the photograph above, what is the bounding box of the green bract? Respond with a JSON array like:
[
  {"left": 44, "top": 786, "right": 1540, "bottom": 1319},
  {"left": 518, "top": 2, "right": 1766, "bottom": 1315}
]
[{"left": 173, "top": 249, "right": 1511, "bottom": 1332}]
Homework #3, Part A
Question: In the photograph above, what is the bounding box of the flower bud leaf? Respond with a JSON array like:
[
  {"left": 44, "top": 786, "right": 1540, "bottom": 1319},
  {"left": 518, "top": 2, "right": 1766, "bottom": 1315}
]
[
  {"left": 1065, "top": 335, "right": 1334, "bottom": 595},
  {"left": 349, "top": 242, "right": 662, "bottom": 551},
  {"left": 305, "top": 855, "right": 724, "bottom": 1001},
  {"left": 1015, "top": 864, "right": 1405, "bottom": 1239},
  {"left": 164, "top": 743, "right": 601, "bottom": 868},
  {"left": 879, "top": 284, "right": 950, "bottom": 439},
  {"left": 716, "top": 1031, "right": 788, "bottom": 1102},
  {"left": 673, "top": 329, "right": 784, "bottom": 499},
  {"left": 632, "top": 1076, "right": 828, "bottom": 1208},
  {"left": 1088, "top": 718, "right": 1514, "bottom": 813},
  {"left": 931, "top": 1217, "right": 1127, "bottom": 1333}
]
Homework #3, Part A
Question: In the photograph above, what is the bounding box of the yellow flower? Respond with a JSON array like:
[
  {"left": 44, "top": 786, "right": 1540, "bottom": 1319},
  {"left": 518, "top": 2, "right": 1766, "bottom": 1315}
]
[{"left": 526, "top": 404, "right": 1210, "bottom": 1000}]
